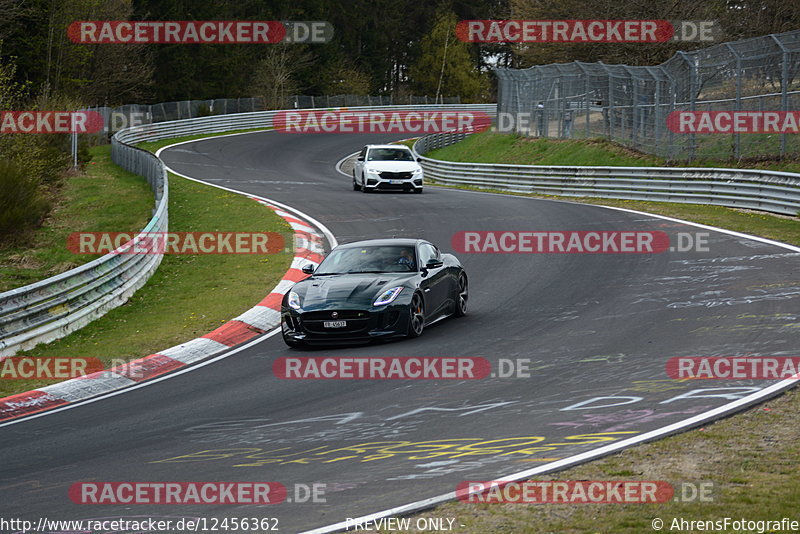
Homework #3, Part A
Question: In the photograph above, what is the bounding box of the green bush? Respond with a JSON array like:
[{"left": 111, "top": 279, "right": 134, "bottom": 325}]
[{"left": 0, "top": 159, "right": 51, "bottom": 240}]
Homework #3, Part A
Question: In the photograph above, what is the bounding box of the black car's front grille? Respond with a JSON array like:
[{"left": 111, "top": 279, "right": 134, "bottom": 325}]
[
  {"left": 302, "top": 310, "right": 368, "bottom": 321},
  {"left": 378, "top": 171, "right": 413, "bottom": 180}
]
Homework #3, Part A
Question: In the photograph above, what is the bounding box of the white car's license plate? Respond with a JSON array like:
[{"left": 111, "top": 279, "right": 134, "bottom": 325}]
[
  {"left": 389, "top": 180, "right": 402, "bottom": 184},
  {"left": 323, "top": 320, "right": 347, "bottom": 328}
]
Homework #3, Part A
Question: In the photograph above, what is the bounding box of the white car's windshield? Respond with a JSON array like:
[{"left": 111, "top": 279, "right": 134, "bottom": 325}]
[
  {"left": 367, "top": 148, "right": 415, "bottom": 162},
  {"left": 315, "top": 246, "right": 417, "bottom": 274}
]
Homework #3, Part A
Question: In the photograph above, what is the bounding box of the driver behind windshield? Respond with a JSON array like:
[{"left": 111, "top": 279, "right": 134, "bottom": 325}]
[{"left": 396, "top": 248, "right": 416, "bottom": 270}]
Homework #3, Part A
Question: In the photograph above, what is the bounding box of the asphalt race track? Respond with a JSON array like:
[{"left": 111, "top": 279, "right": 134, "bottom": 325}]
[{"left": 1, "top": 130, "right": 799, "bottom": 532}]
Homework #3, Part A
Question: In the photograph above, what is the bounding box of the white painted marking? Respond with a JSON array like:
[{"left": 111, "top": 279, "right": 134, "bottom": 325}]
[{"left": 160, "top": 337, "right": 230, "bottom": 364}]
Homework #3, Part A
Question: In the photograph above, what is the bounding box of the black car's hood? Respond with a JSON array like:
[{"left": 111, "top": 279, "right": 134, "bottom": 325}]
[{"left": 294, "top": 273, "right": 416, "bottom": 309}]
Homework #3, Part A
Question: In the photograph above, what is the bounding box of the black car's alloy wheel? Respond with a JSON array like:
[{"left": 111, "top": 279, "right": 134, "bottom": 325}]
[
  {"left": 407, "top": 292, "right": 425, "bottom": 338},
  {"left": 454, "top": 272, "right": 468, "bottom": 317}
]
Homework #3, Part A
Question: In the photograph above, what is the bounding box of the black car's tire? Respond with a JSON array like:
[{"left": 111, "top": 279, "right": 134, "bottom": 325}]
[
  {"left": 352, "top": 173, "right": 361, "bottom": 191},
  {"left": 407, "top": 292, "right": 425, "bottom": 338},
  {"left": 454, "top": 272, "right": 468, "bottom": 317}
]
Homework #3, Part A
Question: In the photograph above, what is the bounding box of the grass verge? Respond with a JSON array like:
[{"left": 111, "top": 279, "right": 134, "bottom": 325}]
[
  {"left": 388, "top": 131, "right": 800, "bottom": 533},
  {"left": 427, "top": 130, "right": 800, "bottom": 173},
  {"left": 1, "top": 129, "right": 291, "bottom": 398},
  {"left": 0, "top": 145, "right": 153, "bottom": 292}
]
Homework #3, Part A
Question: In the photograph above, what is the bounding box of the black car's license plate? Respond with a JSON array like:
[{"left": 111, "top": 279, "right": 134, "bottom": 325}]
[{"left": 323, "top": 320, "right": 347, "bottom": 328}]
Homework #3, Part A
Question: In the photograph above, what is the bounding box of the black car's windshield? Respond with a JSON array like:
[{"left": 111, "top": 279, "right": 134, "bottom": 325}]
[
  {"left": 367, "top": 148, "right": 415, "bottom": 161},
  {"left": 315, "top": 245, "right": 417, "bottom": 274}
]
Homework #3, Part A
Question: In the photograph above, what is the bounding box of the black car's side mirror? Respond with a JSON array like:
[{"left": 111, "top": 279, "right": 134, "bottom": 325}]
[
  {"left": 301, "top": 264, "right": 315, "bottom": 274},
  {"left": 425, "top": 259, "right": 443, "bottom": 270}
]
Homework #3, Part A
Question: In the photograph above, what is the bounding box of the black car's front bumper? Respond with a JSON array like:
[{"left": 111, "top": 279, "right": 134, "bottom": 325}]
[{"left": 282, "top": 305, "right": 410, "bottom": 345}]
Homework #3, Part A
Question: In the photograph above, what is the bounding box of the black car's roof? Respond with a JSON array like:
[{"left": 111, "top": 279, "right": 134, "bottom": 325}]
[{"left": 336, "top": 238, "right": 424, "bottom": 249}]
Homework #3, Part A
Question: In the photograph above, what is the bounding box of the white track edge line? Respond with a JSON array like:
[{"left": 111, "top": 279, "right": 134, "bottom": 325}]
[
  {"left": 335, "top": 152, "right": 359, "bottom": 177},
  {"left": 157, "top": 137, "right": 337, "bottom": 248}
]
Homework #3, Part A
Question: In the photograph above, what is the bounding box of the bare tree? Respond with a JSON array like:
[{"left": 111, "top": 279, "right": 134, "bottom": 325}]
[{"left": 249, "top": 45, "right": 314, "bottom": 109}]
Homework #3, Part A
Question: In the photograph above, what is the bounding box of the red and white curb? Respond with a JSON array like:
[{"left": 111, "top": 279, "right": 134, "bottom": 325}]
[{"left": 0, "top": 199, "right": 326, "bottom": 422}]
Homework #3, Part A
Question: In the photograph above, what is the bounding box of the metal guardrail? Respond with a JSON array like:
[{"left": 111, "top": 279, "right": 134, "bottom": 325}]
[
  {"left": 413, "top": 132, "right": 800, "bottom": 217},
  {"left": 115, "top": 104, "right": 497, "bottom": 144},
  {"left": 0, "top": 141, "right": 167, "bottom": 358},
  {"left": 88, "top": 95, "right": 465, "bottom": 133},
  {"left": 0, "top": 104, "right": 493, "bottom": 358}
]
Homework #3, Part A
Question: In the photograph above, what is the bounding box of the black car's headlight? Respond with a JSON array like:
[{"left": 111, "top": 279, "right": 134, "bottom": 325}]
[
  {"left": 287, "top": 290, "right": 302, "bottom": 310},
  {"left": 374, "top": 286, "right": 404, "bottom": 306}
]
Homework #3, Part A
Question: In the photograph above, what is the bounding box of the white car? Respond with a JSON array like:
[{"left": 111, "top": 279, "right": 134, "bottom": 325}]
[{"left": 352, "top": 144, "right": 423, "bottom": 193}]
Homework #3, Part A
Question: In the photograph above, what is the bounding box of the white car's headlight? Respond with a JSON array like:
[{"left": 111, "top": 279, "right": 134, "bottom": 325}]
[
  {"left": 374, "top": 286, "right": 404, "bottom": 306},
  {"left": 287, "top": 290, "right": 302, "bottom": 310},
  {"left": 412, "top": 167, "right": 423, "bottom": 174},
  {"left": 366, "top": 169, "right": 381, "bottom": 175}
]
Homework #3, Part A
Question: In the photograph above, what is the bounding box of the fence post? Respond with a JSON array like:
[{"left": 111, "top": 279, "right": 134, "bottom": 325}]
[
  {"left": 677, "top": 52, "right": 697, "bottom": 162},
  {"left": 627, "top": 66, "right": 639, "bottom": 150},
  {"left": 607, "top": 67, "right": 614, "bottom": 141},
  {"left": 770, "top": 34, "right": 790, "bottom": 158},
  {"left": 578, "top": 64, "right": 590, "bottom": 139},
  {"left": 726, "top": 43, "right": 742, "bottom": 160}
]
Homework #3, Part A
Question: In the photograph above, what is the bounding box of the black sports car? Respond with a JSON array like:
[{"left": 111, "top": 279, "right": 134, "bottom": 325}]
[{"left": 281, "top": 238, "right": 468, "bottom": 347}]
